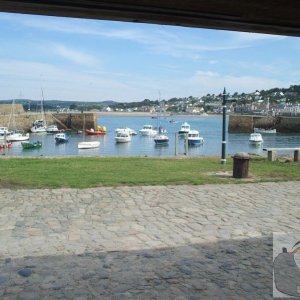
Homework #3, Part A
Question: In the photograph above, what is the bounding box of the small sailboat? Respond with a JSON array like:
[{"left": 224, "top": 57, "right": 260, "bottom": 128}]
[
  {"left": 154, "top": 100, "right": 169, "bottom": 145},
  {"left": 7, "top": 130, "right": 29, "bottom": 142},
  {"left": 31, "top": 89, "right": 47, "bottom": 133},
  {"left": 7, "top": 99, "right": 30, "bottom": 142}
]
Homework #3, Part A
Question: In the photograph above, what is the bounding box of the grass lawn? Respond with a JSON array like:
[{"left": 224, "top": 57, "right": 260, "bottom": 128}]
[{"left": 0, "top": 156, "right": 299, "bottom": 188}]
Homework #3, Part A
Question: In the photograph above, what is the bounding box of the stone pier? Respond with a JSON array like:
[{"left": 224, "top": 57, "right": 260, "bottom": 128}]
[
  {"left": 0, "top": 112, "right": 97, "bottom": 131},
  {"left": 229, "top": 114, "right": 300, "bottom": 133}
]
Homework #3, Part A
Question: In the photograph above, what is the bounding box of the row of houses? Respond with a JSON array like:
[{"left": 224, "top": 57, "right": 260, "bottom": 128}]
[{"left": 104, "top": 98, "right": 300, "bottom": 116}]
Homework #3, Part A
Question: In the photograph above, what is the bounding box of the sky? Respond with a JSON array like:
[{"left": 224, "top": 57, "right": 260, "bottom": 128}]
[{"left": 0, "top": 12, "right": 300, "bottom": 102}]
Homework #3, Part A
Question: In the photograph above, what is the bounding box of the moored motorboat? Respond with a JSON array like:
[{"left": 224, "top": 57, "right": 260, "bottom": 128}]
[
  {"left": 115, "top": 127, "right": 137, "bottom": 135},
  {"left": 46, "top": 124, "right": 60, "bottom": 133},
  {"left": 249, "top": 133, "right": 263, "bottom": 145},
  {"left": 115, "top": 131, "right": 131, "bottom": 143},
  {"left": 21, "top": 141, "right": 42, "bottom": 149},
  {"left": 31, "top": 119, "right": 47, "bottom": 133},
  {"left": 139, "top": 125, "right": 157, "bottom": 136},
  {"left": 55, "top": 132, "right": 69, "bottom": 143},
  {"left": 7, "top": 130, "right": 30, "bottom": 142},
  {"left": 187, "top": 130, "right": 204, "bottom": 146},
  {"left": 178, "top": 122, "right": 190, "bottom": 134},
  {"left": 154, "top": 134, "right": 169, "bottom": 145},
  {"left": 78, "top": 141, "right": 100, "bottom": 149},
  {"left": 254, "top": 128, "right": 276, "bottom": 134}
]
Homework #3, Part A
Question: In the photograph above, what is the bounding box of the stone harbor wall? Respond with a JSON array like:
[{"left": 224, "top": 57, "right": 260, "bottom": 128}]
[
  {"left": 0, "top": 112, "right": 97, "bottom": 132},
  {"left": 229, "top": 115, "right": 300, "bottom": 133}
]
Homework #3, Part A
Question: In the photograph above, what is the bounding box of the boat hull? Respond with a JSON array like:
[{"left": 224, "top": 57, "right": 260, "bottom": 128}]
[
  {"left": 55, "top": 138, "right": 68, "bottom": 143},
  {"left": 86, "top": 129, "right": 106, "bottom": 135},
  {"left": 31, "top": 127, "right": 47, "bottom": 133},
  {"left": 21, "top": 141, "right": 42, "bottom": 149},
  {"left": 78, "top": 141, "right": 100, "bottom": 149},
  {"left": 254, "top": 128, "right": 276, "bottom": 134},
  {"left": 0, "top": 142, "right": 12, "bottom": 149},
  {"left": 188, "top": 138, "right": 204, "bottom": 146},
  {"left": 154, "top": 134, "right": 169, "bottom": 144},
  {"left": 7, "top": 133, "right": 30, "bottom": 142}
]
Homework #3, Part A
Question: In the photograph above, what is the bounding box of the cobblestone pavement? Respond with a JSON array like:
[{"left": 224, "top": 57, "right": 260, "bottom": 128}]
[{"left": 0, "top": 182, "right": 300, "bottom": 299}]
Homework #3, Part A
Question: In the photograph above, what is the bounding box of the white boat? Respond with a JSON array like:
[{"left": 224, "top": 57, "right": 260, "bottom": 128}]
[
  {"left": 31, "top": 119, "right": 47, "bottom": 133},
  {"left": 55, "top": 132, "right": 69, "bottom": 143},
  {"left": 6, "top": 99, "right": 28, "bottom": 141},
  {"left": 249, "top": 133, "right": 263, "bottom": 145},
  {"left": 254, "top": 128, "right": 276, "bottom": 134},
  {"left": 47, "top": 124, "right": 60, "bottom": 133},
  {"left": 115, "top": 131, "right": 131, "bottom": 143},
  {"left": 0, "top": 126, "right": 12, "bottom": 140},
  {"left": 188, "top": 130, "right": 204, "bottom": 146},
  {"left": 178, "top": 122, "right": 190, "bottom": 134},
  {"left": 115, "top": 127, "right": 137, "bottom": 135},
  {"left": 158, "top": 126, "right": 167, "bottom": 134},
  {"left": 154, "top": 134, "right": 169, "bottom": 144},
  {"left": 7, "top": 130, "right": 30, "bottom": 142},
  {"left": 78, "top": 141, "right": 100, "bottom": 149},
  {"left": 31, "top": 90, "right": 47, "bottom": 133},
  {"left": 139, "top": 125, "right": 158, "bottom": 136}
]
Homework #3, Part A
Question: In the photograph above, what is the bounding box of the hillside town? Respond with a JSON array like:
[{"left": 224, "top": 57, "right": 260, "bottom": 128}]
[
  {"left": 1, "top": 85, "right": 300, "bottom": 116},
  {"left": 106, "top": 85, "right": 300, "bottom": 116}
]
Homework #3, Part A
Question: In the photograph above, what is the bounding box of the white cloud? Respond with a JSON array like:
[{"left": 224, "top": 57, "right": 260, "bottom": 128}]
[
  {"left": 50, "top": 43, "right": 98, "bottom": 65},
  {"left": 0, "top": 59, "right": 131, "bottom": 101},
  {"left": 189, "top": 70, "right": 289, "bottom": 95}
]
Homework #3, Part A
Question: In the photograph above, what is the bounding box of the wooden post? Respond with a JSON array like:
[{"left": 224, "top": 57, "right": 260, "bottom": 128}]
[
  {"left": 184, "top": 133, "right": 188, "bottom": 156},
  {"left": 294, "top": 150, "right": 299, "bottom": 162},
  {"left": 175, "top": 133, "right": 178, "bottom": 156}
]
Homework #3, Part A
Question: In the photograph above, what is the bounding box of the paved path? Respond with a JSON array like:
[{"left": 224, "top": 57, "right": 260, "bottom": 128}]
[{"left": 0, "top": 182, "right": 300, "bottom": 299}]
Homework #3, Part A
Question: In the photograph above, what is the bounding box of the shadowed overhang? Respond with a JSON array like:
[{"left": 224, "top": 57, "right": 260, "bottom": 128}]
[{"left": 0, "top": 0, "right": 299, "bottom": 36}]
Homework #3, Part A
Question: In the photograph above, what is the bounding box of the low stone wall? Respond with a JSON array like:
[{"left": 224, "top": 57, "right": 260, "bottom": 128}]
[{"left": 229, "top": 115, "right": 300, "bottom": 133}]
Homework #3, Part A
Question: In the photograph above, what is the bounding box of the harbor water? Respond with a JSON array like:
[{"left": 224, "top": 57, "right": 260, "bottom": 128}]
[{"left": 2, "top": 115, "right": 300, "bottom": 157}]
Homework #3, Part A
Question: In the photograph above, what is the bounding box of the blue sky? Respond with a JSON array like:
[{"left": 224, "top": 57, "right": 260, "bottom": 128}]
[{"left": 0, "top": 12, "right": 299, "bottom": 102}]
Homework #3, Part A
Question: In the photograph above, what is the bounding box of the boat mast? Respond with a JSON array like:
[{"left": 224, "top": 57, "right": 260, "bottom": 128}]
[{"left": 41, "top": 88, "right": 47, "bottom": 126}]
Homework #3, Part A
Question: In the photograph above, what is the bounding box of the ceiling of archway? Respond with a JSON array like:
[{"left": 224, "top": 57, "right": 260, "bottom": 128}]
[{"left": 0, "top": 1, "right": 299, "bottom": 36}]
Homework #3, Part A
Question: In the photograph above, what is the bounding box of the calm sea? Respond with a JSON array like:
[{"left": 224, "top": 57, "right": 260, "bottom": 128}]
[{"left": 2, "top": 115, "right": 300, "bottom": 157}]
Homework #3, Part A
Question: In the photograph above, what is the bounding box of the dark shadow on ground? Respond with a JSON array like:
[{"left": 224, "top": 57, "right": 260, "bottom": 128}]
[{"left": 0, "top": 235, "right": 273, "bottom": 299}]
